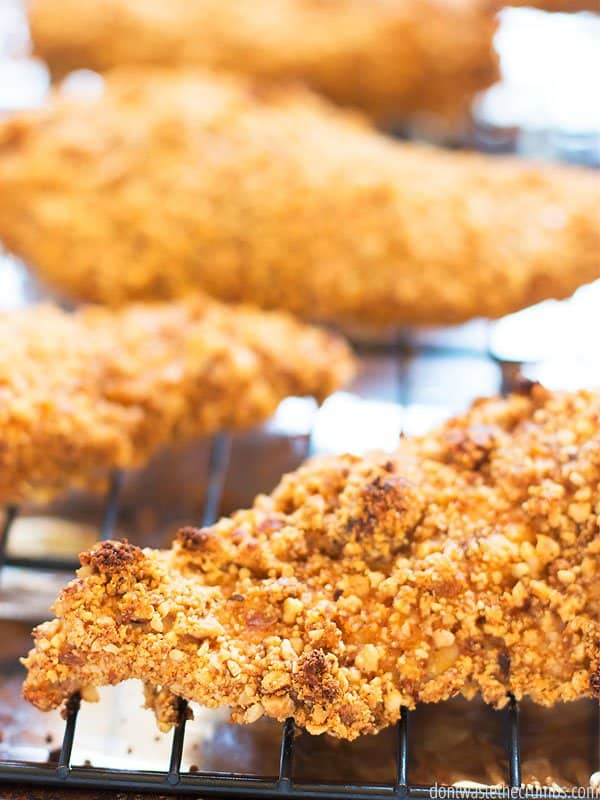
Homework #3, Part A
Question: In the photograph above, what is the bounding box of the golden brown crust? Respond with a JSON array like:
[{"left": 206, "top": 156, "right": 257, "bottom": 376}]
[
  {"left": 28, "top": 0, "right": 498, "bottom": 126},
  {"left": 0, "top": 297, "right": 353, "bottom": 505},
  {"left": 1, "top": 69, "right": 599, "bottom": 329},
  {"left": 22, "top": 386, "right": 600, "bottom": 739}
]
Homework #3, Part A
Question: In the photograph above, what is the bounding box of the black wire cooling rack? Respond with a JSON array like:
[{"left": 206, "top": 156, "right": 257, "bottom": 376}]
[{"left": 0, "top": 338, "right": 597, "bottom": 799}]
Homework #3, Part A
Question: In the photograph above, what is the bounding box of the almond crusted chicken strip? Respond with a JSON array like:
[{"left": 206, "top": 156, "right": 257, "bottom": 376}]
[
  {"left": 1, "top": 70, "right": 599, "bottom": 329},
  {"left": 27, "top": 0, "right": 499, "bottom": 127},
  {"left": 23, "top": 385, "right": 600, "bottom": 739},
  {"left": 0, "top": 298, "right": 353, "bottom": 505}
]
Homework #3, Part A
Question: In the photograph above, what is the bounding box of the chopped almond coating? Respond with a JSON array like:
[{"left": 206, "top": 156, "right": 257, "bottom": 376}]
[
  {"left": 27, "top": 0, "right": 499, "bottom": 126},
  {"left": 0, "top": 297, "right": 353, "bottom": 505},
  {"left": 23, "top": 385, "right": 600, "bottom": 739},
  {"left": 1, "top": 70, "right": 599, "bottom": 328}
]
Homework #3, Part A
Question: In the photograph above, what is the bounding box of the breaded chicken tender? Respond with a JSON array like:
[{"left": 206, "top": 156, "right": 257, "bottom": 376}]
[
  {"left": 22, "top": 384, "right": 600, "bottom": 739},
  {"left": 27, "top": 0, "right": 499, "bottom": 127},
  {"left": 1, "top": 70, "right": 599, "bottom": 329},
  {"left": 0, "top": 297, "right": 353, "bottom": 506}
]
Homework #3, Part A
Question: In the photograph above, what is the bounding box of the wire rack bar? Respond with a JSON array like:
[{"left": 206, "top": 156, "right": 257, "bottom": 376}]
[
  {"left": 353, "top": 340, "right": 487, "bottom": 361},
  {"left": 168, "top": 699, "right": 189, "bottom": 786},
  {"left": 56, "top": 694, "right": 80, "bottom": 779},
  {"left": 498, "top": 360, "right": 524, "bottom": 396},
  {"left": 278, "top": 717, "right": 296, "bottom": 791},
  {"left": 4, "top": 553, "right": 84, "bottom": 571},
  {"left": 588, "top": 704, "right": 600, "bottom": 800},
  {"left": 202, "top": 433, "right": 232, "bottom": 527},
  {"left": 395, "top": 708, "right": 410, "bottom": 795},
  {"left": 1, "top": 469, "right": 124, "bottom": 574},
  {"left": 506, "top": 696, "right": 522, "bottom": 789},
  {"left": 0, "top": 505, "right": 18, "bottom": 575},
  {"left": 99, "top": 469, "right": 125, "bottom": 541},
  {"left": 0, "top": 763, "right": 597, "bottom": 800}
]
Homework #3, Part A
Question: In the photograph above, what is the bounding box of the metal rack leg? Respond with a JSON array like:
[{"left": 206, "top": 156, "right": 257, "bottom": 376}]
[
  {"left": 507, "top": 695, "right": 522, "bottom": 789},
  {"left": 202, "top": 434, "right": 232, "bottom": 527},
  {"left": 0, "top": 505, "right": 18, "bottom": 576},
  {"left": 168, "top": 699, "right": 189, "bottom": 786},
  {"left": 278, "top": 717, "right": 295, "bottom": 792},
  {"left": 57, "top": 694, "right": 81, "bottom": 779},
  {"left": 395, "top": 707, "right": 410, "bottom": 797},
  {"left": 593, "top": 702, "right": 600, "bottom": 792},
  {"left": 100, "top": 469, "right": 124, "bottom": 540}
]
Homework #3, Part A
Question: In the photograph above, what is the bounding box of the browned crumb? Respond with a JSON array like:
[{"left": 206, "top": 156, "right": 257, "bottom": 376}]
[
  {"left": 27, "top": 0, "right": 499, "bottom": 128},
  {"left": 1, "top": 70, "right": 599, "bottom": 330},
  {"left": 0, "top": 297, "right": 353, "bottom": 506},
  {"left": 22, "top": 385, "right": 600, "bottom": 740}
]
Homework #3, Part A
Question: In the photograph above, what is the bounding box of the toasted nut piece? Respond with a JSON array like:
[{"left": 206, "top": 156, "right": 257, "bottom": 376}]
[{"left": 282, "top": 598, "right": 303, "bottom": 625}]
